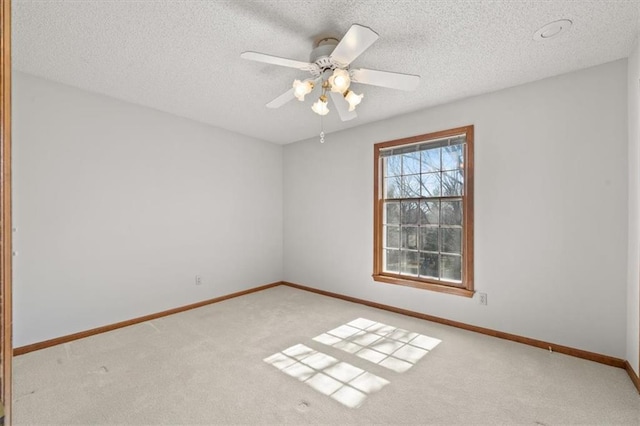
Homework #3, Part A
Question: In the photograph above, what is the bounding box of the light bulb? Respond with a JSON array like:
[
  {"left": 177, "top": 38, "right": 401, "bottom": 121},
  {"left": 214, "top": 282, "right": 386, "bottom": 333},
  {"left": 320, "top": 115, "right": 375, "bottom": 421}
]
[
  {"left": 311, "top": 95, "right": 330, "bottom": 116},
  {"left": 344, "top": 90, "right": 363, "bottom": 111},
  {"left": 329, "top": 69, "right": 351, "bottom": 93},
  {"left": 292, "top": 79, "right": 314, "bottom": 101}
]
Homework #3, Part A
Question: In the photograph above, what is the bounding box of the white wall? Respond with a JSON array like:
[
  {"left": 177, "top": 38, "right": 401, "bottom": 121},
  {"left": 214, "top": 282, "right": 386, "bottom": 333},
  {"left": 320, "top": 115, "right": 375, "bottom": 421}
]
[
  {"left": 13, "top": 72, "right": 283, "bottom": 348},
  {"left": 284, "top": 60, "right": 628, "bottom": 359},
  {"left": 628, "top": 37, "right": 640, "bottom": 376}
]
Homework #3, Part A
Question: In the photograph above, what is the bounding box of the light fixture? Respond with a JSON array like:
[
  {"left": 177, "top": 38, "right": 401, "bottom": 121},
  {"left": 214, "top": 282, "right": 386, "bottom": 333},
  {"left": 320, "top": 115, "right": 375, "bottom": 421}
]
[
  {"left": 294, "top": 68, "right": 364, "bottom": 117},
  {"left": 344, "top": 90, "right": 363, "bottom": 111},
  {"left": 292, "top": 79, "right": 314, "bottom": 101},
  {"left": 328, "top": 68, "right": 351, "bottom": 93},
  {"left": 311, "top": 95, "right": 330, "bottom": 116}
]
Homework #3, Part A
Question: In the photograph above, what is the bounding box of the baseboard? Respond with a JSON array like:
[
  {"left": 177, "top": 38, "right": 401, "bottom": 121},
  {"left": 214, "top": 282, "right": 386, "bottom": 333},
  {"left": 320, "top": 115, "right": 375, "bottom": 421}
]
[
  {"left": 13, "top": 281, "right": 282, "bottom": 356},
  {"left": 281, "top": 281, "right": 627, "bottom": 370},
  {"left": 15, "top": 279, "right": 633, "bottom": 381},
  {"left": 625, "top": 360, "right": 640, "bottom": 393}
]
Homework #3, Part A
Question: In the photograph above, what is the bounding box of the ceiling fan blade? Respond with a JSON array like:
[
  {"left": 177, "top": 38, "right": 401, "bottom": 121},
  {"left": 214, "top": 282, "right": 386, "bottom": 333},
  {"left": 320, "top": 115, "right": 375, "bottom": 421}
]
[
  {"left": 266, "top": 88, "right": 295, "bottom": 108},
  {"left": 329, "top": 91, "right": 357, "bottom": 122},
  {"left": 351, "top": 68, "right": 420, "bottom": 91},
  {"left": 241, "top": 51, "right": 313, "bottom": 70},
  {"left": 330, "top": 24, "right": 379, "bottom": 67}
]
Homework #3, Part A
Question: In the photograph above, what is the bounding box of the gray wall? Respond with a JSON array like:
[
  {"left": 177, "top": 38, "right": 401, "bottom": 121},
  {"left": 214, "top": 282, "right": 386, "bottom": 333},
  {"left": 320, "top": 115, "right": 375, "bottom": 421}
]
[
  {"left": 283, "top": 60, "right": 629, "bottom": 359},
  {"left": 628, "top": 38, "right": 640, "bottom": 376},
  {"left": 13, "top": 72, "right": 283, "bottom": 347}
]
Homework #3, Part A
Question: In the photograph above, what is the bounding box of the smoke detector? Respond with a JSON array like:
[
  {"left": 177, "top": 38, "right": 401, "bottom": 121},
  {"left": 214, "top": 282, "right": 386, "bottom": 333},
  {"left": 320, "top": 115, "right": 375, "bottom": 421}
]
[{"left": 533, "top": 19, "right": 572, "bottom": 41}]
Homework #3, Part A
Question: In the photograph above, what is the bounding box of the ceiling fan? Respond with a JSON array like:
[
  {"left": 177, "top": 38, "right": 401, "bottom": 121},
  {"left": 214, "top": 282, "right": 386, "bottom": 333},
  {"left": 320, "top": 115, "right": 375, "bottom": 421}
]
[{"left": 240, "top": 24, "right": 420, "bottom": 122}]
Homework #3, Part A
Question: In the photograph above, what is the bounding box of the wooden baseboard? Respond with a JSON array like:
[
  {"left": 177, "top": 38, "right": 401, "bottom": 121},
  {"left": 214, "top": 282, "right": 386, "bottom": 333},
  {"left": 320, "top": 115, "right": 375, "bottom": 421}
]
[
  {"left": 625, "top": 360, "right": 640, "bottom": 393},
  {"left": 281, "top": 281, "right": 627, "bottom": 369},
  {"left": 15, "top": 279, "right": 634, "bottom": 382},
  {"left": 13, "top": 282, "right": 282, "bottom": 356}
]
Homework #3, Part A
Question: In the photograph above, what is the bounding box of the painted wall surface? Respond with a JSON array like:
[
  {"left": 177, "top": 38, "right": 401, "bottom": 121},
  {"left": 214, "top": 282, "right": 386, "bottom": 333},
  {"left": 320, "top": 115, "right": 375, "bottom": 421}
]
[
  {"left": 13, "top": 72, "right": 283, "bottom": 347},
  {"left": 628, "top": 38, "right": 640, "bottom": 376},
  {"left": 284, "top": 60, "right": 628, "bottom": 358}
]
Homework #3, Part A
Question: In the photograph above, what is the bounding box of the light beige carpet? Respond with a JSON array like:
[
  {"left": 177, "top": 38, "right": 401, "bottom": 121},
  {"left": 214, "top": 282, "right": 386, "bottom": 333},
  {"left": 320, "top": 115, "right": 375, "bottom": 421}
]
[{"left": 13, "top": 285, "right": 640, "bottom": 424}]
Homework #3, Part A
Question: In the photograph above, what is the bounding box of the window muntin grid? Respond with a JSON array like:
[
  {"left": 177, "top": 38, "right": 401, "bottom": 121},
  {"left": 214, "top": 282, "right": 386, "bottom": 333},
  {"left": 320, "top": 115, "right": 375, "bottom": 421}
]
[{"left": 381, "top": 138, "right": 466, "bottom": 285}]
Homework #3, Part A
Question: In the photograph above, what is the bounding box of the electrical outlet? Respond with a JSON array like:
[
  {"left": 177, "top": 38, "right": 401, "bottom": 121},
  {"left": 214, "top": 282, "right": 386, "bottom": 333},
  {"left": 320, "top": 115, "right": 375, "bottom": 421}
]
[
  {"left": 478, "top": 292, "right": 487, "bottom": 305},
  {"left": 195, "top": 275, "right": 202, "bottom": 285}
]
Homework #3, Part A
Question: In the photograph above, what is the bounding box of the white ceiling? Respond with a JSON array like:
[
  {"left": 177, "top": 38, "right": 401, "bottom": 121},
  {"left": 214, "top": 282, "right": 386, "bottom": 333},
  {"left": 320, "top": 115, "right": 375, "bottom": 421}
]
[{"left": 13, "top": 0, "right": 640, "bottom": 144}]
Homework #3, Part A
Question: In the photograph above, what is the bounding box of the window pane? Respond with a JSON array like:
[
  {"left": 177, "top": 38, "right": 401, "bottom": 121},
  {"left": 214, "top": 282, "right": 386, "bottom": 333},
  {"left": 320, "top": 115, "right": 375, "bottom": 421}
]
[
  {"left": 421, "top": 172, "right": 441, "bottom": 197},
  {"left": 401, "top": 201, "right": 419, "bottom": 224},
  {"left": 442, "top": 144, "right": 463, "bottom": 171},
  {"left": 384, "top": 249, "right": 400, "bottom": 273},
  {"left": 384, "top": 177, "right": 401, "bottom": 198},
  {"left": 421, "top": 148, "right": 440, "bottom": 172},
  {"left": 401, "top": 174, "right": 421, "bottom": 198},
  {"left": 440, "top": 228, "right": 461, "bottom": 254},
  {"left": 402, "top": 152, "right": 420, "bottom": 175},
  {"left": 419, "top": 252, "right": 439, "bottom": 278},
  {"left": 441, "top": 170, "right": 464, "bottom": 196},
  {"left": 385, "top": 226, "right": 400, "bottom": 248},
  {"left": 401, "top": 250, "right": 419, "bottom": 275},
  {"left": 385, "top": 155, "right": 402, "bottom": 177},
  {"left": 401, "top": 226, "right": 418, "bottom": 250},
  {"left": 385, "top": 202, "right": 400, "bottom": 224},
  {"left": 441, "top": 200, "right": 463, "bottom": 225},
  {"left": 441, "top": 255, "right": 462, "bottom": 282},
  {"left": 419, "top": 200, "right": 439, "bottom": 224},
  {"left": 419, "top": 227, "right": 438, "bottom": 251}
]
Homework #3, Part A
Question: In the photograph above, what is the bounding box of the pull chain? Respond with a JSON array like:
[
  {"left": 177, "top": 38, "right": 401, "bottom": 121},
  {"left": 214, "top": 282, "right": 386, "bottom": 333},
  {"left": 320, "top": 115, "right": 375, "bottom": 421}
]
[{"left": 320, "top": 115, "right": 325, "bottom": 144}]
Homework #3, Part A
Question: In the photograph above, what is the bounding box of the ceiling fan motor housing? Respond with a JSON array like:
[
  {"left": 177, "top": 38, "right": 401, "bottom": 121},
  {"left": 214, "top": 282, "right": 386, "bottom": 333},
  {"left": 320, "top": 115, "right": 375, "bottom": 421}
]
[{"left": 309, "top": 38, "right": 342, "bottom": 76}]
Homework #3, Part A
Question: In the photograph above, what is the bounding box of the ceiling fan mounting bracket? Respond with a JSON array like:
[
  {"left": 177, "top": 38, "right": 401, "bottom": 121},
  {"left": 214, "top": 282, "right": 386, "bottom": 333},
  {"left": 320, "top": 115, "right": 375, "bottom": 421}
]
[{"left": 315, "top": 37, "right": 339, "bottom": 47}]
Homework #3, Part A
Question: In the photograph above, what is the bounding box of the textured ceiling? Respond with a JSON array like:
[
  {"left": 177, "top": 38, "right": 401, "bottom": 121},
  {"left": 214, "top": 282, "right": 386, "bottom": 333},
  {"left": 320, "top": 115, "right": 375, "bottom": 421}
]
[{"left": 13, "top": 0, "right": 640, "bottom": 144}]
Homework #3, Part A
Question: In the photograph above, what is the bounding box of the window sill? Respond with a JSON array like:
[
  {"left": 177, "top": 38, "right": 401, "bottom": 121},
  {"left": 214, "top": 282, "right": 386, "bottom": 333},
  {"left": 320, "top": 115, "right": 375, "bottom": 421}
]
[{"left": 372, "top": 273, "right": 474, "bottom": 298}]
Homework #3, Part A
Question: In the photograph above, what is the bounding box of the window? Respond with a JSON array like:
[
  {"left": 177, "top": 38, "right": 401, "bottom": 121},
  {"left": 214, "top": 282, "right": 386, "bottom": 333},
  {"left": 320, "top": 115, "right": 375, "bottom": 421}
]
[{"left": 373, "top": 126, "right": 474, "bottom": 297}]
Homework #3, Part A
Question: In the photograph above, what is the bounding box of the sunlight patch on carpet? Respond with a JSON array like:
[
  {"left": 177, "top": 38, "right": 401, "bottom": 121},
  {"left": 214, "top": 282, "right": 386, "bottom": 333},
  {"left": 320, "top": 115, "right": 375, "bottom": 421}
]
[
  {"left": 264, "top": 319, "right": 440, "bottom": 408},
  {"left": 264, "top": 344, "right": 389, "bottom": 408},
  {"left": 313, "top": 318, "right": 441, "bottom": 373}
]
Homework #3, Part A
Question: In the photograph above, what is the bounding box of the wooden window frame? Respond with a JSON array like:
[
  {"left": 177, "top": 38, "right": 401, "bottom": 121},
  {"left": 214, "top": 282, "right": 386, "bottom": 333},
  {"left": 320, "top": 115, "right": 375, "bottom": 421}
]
[{"left": 373, "top": 125, "right": 474, "bottom": 298}]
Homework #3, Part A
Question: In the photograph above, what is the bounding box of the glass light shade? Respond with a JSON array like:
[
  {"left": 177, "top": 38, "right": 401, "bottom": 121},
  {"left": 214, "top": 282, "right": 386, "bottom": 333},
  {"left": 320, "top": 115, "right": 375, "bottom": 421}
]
[
  {"left": 292, "top": 79, "right": 314, "bottom": 101},
  {"left": 311, "top": 96, "right": 330, "bottom": 116},
  {"left": 344, "top": 90, "right": 364, "bottom": 111},
  {"left": 329, "top": 69, "right": 351, "bottom": 93}
]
